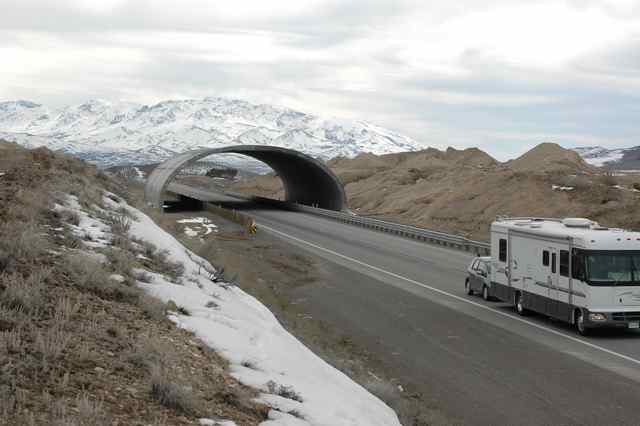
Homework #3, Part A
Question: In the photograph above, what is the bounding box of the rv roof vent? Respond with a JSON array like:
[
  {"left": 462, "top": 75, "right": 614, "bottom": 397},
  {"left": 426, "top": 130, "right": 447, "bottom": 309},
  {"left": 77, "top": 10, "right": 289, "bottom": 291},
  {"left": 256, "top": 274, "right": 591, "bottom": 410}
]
[
  {"left": 530, "top": 224, "right": 543, "bottom": 228},
  {"left": 562, "top": 218, "right": 591, "bottom": 228},
  {"left": 515, "top": 221, "right": 531, "bottom": 226}
]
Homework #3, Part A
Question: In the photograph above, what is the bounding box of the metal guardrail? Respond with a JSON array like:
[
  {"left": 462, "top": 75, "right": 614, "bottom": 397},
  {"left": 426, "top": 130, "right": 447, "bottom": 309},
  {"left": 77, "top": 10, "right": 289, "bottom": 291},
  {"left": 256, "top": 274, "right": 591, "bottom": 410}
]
[
  {"left": 165, "top": 182, "right": 490, "bottom": 255},
  {"left": 222, "top": 190, "right": 491, "bottom": 256}
]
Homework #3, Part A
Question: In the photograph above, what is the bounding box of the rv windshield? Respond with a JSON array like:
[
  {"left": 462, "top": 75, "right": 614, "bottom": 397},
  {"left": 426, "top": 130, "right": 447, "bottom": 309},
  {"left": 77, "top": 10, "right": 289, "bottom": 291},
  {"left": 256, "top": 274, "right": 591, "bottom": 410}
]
[{"left": 585, "top": 252, "right": 640, "bottom": 286}]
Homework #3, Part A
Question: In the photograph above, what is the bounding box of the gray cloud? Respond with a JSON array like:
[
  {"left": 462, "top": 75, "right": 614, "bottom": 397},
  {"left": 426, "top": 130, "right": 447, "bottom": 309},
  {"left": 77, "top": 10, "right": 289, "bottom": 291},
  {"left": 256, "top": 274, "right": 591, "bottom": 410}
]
[
  {"left": 1, "top": 0, "right": 640, "bottom": 160},
  {"left": 0, "top": 0, "right": 411, "bottom": 47}
]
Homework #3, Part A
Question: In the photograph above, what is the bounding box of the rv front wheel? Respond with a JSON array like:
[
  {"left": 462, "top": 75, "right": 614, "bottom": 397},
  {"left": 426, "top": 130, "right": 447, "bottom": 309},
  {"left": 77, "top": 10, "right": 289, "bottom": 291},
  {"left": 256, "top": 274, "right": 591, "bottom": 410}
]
[
  {"left": 465, "top": 279, "right": 473, "bottom": 295},
  {"left": 515, "top": 292, "right": 527, "bottom": 316},
  {"left": 576, "top": 310, "right": 590, "bottom": 336}
]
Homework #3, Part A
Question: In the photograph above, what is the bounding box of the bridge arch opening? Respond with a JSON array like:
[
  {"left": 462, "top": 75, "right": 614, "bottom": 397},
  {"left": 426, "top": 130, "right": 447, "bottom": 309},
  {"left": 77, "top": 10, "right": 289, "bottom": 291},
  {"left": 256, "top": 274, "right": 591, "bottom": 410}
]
[{"left": 144, "top": 145, "right": 347, "bottom": 211}]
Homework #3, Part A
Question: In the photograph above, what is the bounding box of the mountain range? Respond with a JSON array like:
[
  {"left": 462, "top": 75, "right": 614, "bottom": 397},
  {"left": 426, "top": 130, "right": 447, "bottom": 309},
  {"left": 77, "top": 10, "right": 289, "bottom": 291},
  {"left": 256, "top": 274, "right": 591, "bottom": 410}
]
[
  {"left": 1, "top": 98, "right": 636, "bottom": 171},
  {"left": 0, "top": 98, "right": 424, "bottom": 168},
  {"left": 573, "top": 146, "right": 640, "bottom": 170}
]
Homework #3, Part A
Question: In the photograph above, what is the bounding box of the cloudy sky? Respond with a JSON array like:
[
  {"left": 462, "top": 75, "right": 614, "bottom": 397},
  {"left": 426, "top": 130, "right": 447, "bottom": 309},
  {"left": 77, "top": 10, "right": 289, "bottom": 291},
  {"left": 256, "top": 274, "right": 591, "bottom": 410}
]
[{"left": 1, "top": 0, "right": 639, "bottom": 159}]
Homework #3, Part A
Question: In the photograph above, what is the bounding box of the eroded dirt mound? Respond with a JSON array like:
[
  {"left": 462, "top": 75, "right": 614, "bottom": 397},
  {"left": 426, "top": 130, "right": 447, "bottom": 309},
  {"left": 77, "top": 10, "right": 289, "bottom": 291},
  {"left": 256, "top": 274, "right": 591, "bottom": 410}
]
[
  {"left": 508, "top": 142, "right": 594, "bottom": 173},
  {"left": 231, "top": 142, "right": 640, "bottom": 241}
]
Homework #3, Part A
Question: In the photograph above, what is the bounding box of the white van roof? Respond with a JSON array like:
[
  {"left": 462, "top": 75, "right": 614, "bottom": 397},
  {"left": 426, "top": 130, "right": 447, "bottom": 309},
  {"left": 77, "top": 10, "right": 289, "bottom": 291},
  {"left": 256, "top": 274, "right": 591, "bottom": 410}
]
[{"left": 491, "top": 217, "right": 640, "bottom": 251}]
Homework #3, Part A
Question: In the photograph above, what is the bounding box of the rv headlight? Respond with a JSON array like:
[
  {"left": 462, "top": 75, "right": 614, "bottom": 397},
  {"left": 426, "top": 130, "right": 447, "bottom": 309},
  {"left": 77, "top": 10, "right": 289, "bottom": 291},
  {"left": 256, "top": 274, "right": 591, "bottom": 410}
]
[{"left": 588, "top": 313, "right": 607, "bottom": 322}]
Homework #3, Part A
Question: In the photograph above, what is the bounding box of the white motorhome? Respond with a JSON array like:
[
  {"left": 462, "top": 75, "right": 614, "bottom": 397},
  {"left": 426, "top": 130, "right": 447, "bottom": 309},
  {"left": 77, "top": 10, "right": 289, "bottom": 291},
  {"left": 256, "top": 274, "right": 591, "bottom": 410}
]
[{"left": 490, "top": 217, "right": 640, "bottom": 335}]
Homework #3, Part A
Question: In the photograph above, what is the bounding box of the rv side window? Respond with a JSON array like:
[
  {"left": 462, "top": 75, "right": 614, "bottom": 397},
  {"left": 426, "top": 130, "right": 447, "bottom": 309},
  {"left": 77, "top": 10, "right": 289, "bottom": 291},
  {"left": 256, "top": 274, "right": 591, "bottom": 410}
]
[
  {"left": 499, "top": 239, "right": 507, "bottom": 262},
  {"left": 542, "top": 250, "right": 549, "bottom": 266},
  {"left": 572, "top": 250, "right": 585, "bottom": 280},
  {"left": 560, "top": 250, "right": 569, "bottom": 277},
  {"left": 551, "top": 253, "right": 557, "bottom": 274}
]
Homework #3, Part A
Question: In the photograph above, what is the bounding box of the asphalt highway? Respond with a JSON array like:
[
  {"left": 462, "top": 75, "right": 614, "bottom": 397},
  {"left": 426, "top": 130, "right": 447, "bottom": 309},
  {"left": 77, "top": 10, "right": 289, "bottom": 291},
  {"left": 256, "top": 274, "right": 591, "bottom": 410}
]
[{"left": 169, "top": 184, "right": 640, "bottom": 425}]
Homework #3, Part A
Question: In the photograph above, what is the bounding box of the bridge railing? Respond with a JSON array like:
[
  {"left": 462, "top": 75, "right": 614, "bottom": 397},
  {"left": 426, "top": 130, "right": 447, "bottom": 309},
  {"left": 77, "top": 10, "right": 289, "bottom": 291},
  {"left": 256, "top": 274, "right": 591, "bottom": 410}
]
[{"left": 222, "top": 190, "right": 491, "bottom": 256}]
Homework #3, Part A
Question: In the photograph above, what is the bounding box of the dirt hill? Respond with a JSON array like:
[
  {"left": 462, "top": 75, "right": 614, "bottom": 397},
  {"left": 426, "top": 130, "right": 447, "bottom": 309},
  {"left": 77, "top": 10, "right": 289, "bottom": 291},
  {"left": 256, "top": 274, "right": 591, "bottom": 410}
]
[
  {"left": 231, "top": 143, "right": 640, "bottom": 241},
  {"left": 508, "top": 142, "right": 594, "bottom": 174}
]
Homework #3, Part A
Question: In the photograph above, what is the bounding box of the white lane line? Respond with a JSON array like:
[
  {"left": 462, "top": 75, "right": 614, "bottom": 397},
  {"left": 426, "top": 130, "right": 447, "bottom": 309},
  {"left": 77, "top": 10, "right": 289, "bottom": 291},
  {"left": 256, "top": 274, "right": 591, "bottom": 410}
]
[{"left": 259, "top": 222, "right": 640, "bottom": 368}]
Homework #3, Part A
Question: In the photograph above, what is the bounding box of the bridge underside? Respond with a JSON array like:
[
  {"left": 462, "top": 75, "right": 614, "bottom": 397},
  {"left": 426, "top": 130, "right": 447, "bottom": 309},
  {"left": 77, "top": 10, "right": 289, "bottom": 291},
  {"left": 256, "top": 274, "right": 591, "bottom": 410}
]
[{"left": 144, "top": 145, "right": 347, "bottom": 211}]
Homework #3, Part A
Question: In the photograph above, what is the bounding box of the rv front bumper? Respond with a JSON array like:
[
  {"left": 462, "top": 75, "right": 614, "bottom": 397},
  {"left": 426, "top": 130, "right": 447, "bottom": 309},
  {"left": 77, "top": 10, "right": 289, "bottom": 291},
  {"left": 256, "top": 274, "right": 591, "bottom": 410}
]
[{"left": 585, "top": 310, "right": 640, "bottom": 329}]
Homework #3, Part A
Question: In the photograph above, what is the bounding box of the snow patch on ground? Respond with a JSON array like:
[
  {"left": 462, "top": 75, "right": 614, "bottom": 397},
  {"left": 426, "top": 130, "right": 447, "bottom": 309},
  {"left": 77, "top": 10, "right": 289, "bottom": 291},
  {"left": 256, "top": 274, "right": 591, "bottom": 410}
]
[
  {"left": 133, "top": 166, "right": 145, "bottom": 180},
  {"left": 177, "top": 217, "right": 218, "bottom": 237},
  {"left": 54, "top": 195, "right": 112, "bottom": 248},
  {"left": 109, "top": 274, "right": 126, "bottom": 283},
  {"left": 199, "top": 419, "right": 237, "bottom": 426},
  {"left": 612, "top": 184, "right": 640, "bottom": 193},
  {"left": 91, "top": 196, "right": 401, "bottom": 426},
  {"left": 184, "top": 226, "right": 199, "bottom": 237},
  {"left": 552, "top": 184, "right": 574, "bottom": 191}
]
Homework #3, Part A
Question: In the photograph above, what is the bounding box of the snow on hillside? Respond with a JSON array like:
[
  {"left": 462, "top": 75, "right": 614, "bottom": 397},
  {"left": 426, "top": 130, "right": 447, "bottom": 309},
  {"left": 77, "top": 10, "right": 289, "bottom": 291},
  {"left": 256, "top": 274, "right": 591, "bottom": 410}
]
[
  {"left": 55, "top": 190, "right": 402, "bottom": 426},
  {"left": 573, "top": 146, "right": 626, "bottom": 167},
  {"left": 0, "top": 98, "right": 424, "bottom": 168}
]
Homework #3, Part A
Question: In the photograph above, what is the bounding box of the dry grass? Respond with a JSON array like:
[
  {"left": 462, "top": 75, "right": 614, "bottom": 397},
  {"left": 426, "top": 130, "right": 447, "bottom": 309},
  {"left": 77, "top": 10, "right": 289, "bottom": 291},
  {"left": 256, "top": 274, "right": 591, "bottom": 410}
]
[
  {"left": 266, "top": 380, "right": 303, "bottom": 402},
  {"left": 0, "top": 222, "right": 50, "bottom": 272},
  {"left": 0, "top": 329, "right": 26, "bottom": 355},
  {"left": 63, "top": 254, "right": 140, "bottom": 304},
  {"left": 53, "top": 297, "right": 80, "bottom": 325},
  {"left": 35, "top": 326, "right": 71, "bottom": 364},
  {"left": 75, "top": 393, "right": 109, "bottom": 426},
  {"left": 135, "top": 242, "right": 185, "bottom": 283},
  {"left": 0, "top": 269, "right": 49, "bottom": 313},
  {"left": 137, "top": 293, "right": 169, "bottom": 322},
  {"left": 103, "top": 246, "right": 136, "bottom": 278},
  {"left": 150, "top": 366, "right": 198, "bottom": 415},
  {"left": 0, "top": 143, "right": 268, "bottom": 425}
]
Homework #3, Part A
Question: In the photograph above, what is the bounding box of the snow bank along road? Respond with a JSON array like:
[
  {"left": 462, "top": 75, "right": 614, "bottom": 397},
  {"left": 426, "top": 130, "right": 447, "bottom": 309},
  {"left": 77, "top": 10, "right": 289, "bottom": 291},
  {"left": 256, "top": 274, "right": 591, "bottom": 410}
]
[
  {"left": 186, "top": 187, "right": 640, "bottom": 426},
  {"left": 59, "top": 192, "right": 402, "bottom": 426}
]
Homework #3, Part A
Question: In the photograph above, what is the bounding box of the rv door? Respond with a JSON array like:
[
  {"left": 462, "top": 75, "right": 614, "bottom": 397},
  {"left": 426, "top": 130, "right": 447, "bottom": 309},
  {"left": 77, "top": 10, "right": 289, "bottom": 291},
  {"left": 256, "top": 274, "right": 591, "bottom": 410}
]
[{"left": 548, "top": 248, "right": 559, "bottom": 316}]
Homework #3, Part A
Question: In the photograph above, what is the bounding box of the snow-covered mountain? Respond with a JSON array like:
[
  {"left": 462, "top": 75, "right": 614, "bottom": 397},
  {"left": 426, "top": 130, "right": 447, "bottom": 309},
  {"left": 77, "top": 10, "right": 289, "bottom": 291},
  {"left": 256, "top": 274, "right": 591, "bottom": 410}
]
[
  {"left": 574, "top": 146, "right": 640, "bottom": 169},
  {"left": 0, "top": 98, "right": 424, "bottom": 168}
]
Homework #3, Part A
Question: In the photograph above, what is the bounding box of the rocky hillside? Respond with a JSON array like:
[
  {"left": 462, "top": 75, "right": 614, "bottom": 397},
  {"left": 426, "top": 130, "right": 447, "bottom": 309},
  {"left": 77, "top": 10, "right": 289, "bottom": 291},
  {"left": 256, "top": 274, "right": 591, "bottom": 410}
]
[
  {"left": 0, "top": 98, "right": 424, "bottom": 168},
  {"left": 232, "top": 143, "right": 640, "bottom": 241}
]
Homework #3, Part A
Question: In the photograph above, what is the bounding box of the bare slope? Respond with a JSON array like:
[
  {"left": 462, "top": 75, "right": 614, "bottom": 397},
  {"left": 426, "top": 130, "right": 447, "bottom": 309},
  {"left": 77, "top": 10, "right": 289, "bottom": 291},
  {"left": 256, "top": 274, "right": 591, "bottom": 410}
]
[
  {"left": 232, "top": 143, "right": 640, "bottom": 241},
  {"left": 0, "top": 141, "right": 268, "bottom": 425}
]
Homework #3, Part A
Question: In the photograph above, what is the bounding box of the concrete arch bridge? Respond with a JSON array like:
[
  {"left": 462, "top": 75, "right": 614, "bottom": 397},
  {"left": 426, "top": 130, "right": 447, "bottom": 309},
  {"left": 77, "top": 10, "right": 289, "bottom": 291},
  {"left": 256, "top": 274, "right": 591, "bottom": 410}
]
[{"left": 144, "top": 145, "right": 347, "bottom": 211}]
